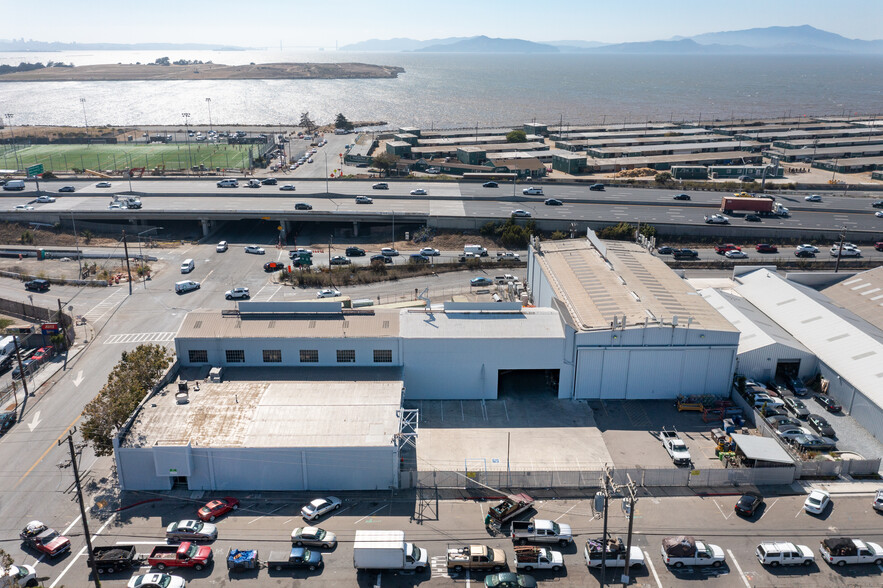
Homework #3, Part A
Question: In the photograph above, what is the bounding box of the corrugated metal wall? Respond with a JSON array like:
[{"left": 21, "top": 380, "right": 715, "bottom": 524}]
[{"left": 822, "top": 362, "right": 883, "bottom": 443}]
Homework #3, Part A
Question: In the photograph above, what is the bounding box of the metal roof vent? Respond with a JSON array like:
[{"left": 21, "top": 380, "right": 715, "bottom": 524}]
[{"left": 193, "top": 320, "right": 203, "bottom": 329}]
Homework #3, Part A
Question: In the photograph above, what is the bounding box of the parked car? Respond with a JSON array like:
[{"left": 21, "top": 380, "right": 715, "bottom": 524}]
[
  {"left": 410, "top": 188, "right": 427, "bottom": 195},
  {"left": 280, "top": 184, "right": 297, "bottom": 191},
  {"left": 783, "top": 397, "right": 810, "bottom": 419},
  {"left": 329, "top": 256, "right": 351, "bottom": 265},
  {"left": 873, "top": 489, "right": 883, "bottom": 512},
  {"left": 19, "top": 521, "right": 71, "bottom": 557},
  {"left": 804, "top": 490, "right": 831, "bottom": 514},
  {"left": 511, "top": 209, "right": 532, "bottom": 218},
  {"left": 777, "top": 427, "right": 813, "bottom": 443},
  {"left": 291, "top": 526, "right": 337, "bottom": 549},
  {"left": 485, "top": 572, "right": 537, "bottom": 588},
  {"left": 316, "top": 289, "right": 341, "bottom": 299},
  {"left": 471, "top": 277, "right": 493, "bottom": 287},
  {"left": 784, "top": 375, "right": 808, "bottom": 395},
  {"left": 198, "top": 497, "right": 239, "bottom": 521},
  {"left": 127, "top": 573, "right": 186, "bottom": 588},
  {"left": 300, "top": 496, "right": 341, "bottom": 520},
  {"left": 755, "top": 542, "right": 814, "bottom": 567},
  {"left": 522, "top": 187, "right": 543, "bottom": 195},
  {"left": 225, "top": 287, "right": 250, "bottom": 300},
  {"left": 805, "top": 194, "right": 822, "bottom": 202},
  {"left": 791, "top": 434, "right": 836, "bottom": 451},
  {"left": 346, "top": 247, "right": 366, "bottom": 257},
  {"left": 31, "top": 346, "right": 54, "bottom": 364},
  {"left": 814, "top": 394, "right": 842, "bottom": 413},
  {"left": 735, "top": 492, "right": 763, "bottom": 516},
  {"left": 756, "top": 243, "right": 778, "bottom": 253},
  {"left": 24, "top": 279, "right": 50, "bottom": 292},
  {"left": 263, "top": 262, "right": 283, "bottom": 271},
  {"left": 766, "top": 414, "right": 802, "bottom": 429},
  {"left": 483, "top": 181, "right": 499, "bottom": 188},
  {"left": 0, "top": 411, "right": 16, "bottom": 436},
  {"left": 544, "top": 198, "right": 563, "bottom": 206},
  {"left": 589, "top": 184, "right": 605, "bottom": 191},
  {"left": 11, "top": 359, "right": 36, "bottom": 381},
  {"left": 673, "top": 193, "right": 690, "bottom": 200},
  {"left": 294, "top": 202, "right": 312, "bottom": 210},
  {"left": 1, "top": 564, "right": 38, "bottom": 587},
  {"left": 244, "top": 245, "right": 265, "bottom": 255},
  {"left": 807, "top": 415, "right": 835, "bottom": 437},
  {"left": 166, "top": 520, "right": 218, "bottom": 541}
]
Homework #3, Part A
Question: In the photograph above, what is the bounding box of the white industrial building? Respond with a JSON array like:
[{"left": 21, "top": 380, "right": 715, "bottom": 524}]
[
  {"left": 700, "top": 288, "right": 817, "bottom": 382},
  {"left": 527, "top": 237, "right": 739, "bottom": 399},
  {"left": 736, "top": 268, "right": 883, "bottom": 442}
]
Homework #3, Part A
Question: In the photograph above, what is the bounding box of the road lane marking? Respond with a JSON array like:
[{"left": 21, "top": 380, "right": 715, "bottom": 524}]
[
  {"left": 643, "top": 549, "right": 664, "bottom": 588},
  {"left": 14, "top": 413, "right": 82, "bottom": 488},
  {"left": 50, "top": 516, "right": 115, "bottom": 588},
  {"left": 60, "top": 515, "right": 82, "bottom": 536},
  {"left": 726, "top": 549, "right": 751, "bottom": 588},
  {"left": 354, "top": 504, "right": 387, "bottom": 524}
]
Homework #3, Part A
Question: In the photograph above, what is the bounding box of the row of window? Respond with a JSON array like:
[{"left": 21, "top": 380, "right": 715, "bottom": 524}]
[{"left": 188, "top": 349, "right": 393, "bottom": 364}]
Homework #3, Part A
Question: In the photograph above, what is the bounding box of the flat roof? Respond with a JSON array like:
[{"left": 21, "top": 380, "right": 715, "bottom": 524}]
[
  {"left": 400, "top": 307, "right": 565, "bottom": 339},
  {"left": 813, "top": 156, "right": 883, "bottom": 167},
  {"left": 122, "top": 367, "right": 403, "bottom": 449},
  {"left": 613, "top": 151, "right": 761, "bottom": 166},
  {"left": 589, "top": 140, "right": 760, "bottom": 156},
  {"left": 731, "top": 433, "right": 795, "bottom": 465},
  {"left": 412, "top": 141, "right": 547, "bottom": 154},
  {"left": 821, "top": 266, "right": 883, "bottom": 332},
  {"left": 176, "top": 309, "right": 400, "bottom": 339},
  {"left": 534, "top": 239, "right": 736, "bottom": 332}
]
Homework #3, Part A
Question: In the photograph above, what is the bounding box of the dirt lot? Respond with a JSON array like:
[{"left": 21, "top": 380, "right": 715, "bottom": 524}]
[{"left": 0, "top": 222, "right": 119, "bottom": 248}]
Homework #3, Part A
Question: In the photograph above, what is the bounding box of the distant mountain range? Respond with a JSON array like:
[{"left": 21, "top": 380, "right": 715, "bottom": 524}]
[
  {"left": 0, "top": 40, "right": 249, "bottom": 51},
  {"left": 340, "top": 25, "right": 883, "bottom": 55}
]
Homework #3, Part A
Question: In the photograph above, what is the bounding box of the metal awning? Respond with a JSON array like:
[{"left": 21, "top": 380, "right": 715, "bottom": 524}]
[{"left": 731, "top": 433, "right": 795, "bottom": 465}]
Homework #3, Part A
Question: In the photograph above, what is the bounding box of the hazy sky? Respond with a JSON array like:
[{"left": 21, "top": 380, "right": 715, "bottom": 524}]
[{"left": 9, "top": 0, "right": 882, "bottom": 47}]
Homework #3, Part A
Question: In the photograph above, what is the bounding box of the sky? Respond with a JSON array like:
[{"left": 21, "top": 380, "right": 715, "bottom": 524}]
[{"left": 7, "top": 0, "right": 883, "bottom": 47}]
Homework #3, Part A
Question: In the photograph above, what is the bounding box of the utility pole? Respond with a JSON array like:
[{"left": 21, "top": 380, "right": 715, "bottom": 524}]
[
  {"left": 59, "top": 428, "right": 101, "bottom": 588},
  {"left": 57, "top": 298, "right": 68, "bottom": 370},
  {"left": 328, "top": 234, "right": 333, "bottom": 268},
  {"left": 620, "top": 474, "right": 639, "bottom": 585},
  {"left": 12, "top": 335, "right": 30, "bottom": 418},
  {"left": 834, "top": 226, "right": 847, "bottom": 273},
  {"left": 122, "top": 231, "right": 133, "bottom": 295},
  {"left": 597, "top": 465, "right": 614, "bottom": 587}
]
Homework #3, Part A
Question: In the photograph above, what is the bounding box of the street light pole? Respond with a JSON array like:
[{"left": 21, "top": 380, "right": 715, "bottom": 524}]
[
  {"left": 182, "top": 112, "right": 193, "bottom": 175},
  {"left": 205, "top": 98, "right": 213, "bottom": 131},
  {"left": 80, "top": 98, "right": 89, "bottom": 140},
  {"left": 4, "top": 113, "right": 21, "bottom": 171}
]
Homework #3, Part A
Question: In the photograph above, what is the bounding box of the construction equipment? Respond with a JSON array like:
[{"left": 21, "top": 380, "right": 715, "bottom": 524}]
[{"left": 83, "top": 169, "right": 113, "bottom": 179}]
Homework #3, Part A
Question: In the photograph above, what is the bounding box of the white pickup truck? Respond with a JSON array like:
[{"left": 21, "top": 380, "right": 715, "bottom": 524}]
[
  {"left": 660, "top": 429, "right": 691, "bottom": 466},
  {"left": 660, "top": 537, "right": 725, "bottom": 568},
  {"left": 510, "top": 519, "right": 573, "bottom": 546},
  {"left": 584, "top": 538, "right": 644, "bottom": 569},
  {"left": 819, "top": 538, "right": 883, "bottom": 567},
  {"left": 513, "top": 546, "right": 563, "bottom": 571},
  {"left": 756, "top": 542, "right": 814, "bottom": 567}
]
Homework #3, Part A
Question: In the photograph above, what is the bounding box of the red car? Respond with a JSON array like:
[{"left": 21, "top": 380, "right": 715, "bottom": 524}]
[
  {"left": 755, "top": 243, "right": 778, "bottom": 253},
  {"left": 198, "top": 497, "right": 240, "bottom": 521},
  {"left": 714, "top": 243, "right": 741, "bottom": 254},
  {"left": 32, "top": 345, "right": 55, "bottom": 363},
  {"left": 875, "top": 242, "right": 883, "bottom": 252},
  {"left": 263, "top": 261, "right": 284, "bottom": 272},
  {"left": 20, "top": 521, "right": 71, "bottom": 557}
]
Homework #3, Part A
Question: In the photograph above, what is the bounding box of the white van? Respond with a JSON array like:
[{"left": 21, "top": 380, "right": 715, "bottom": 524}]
[
  {"left": 2, "top": 180, "right": 25, "bottom": 191},
  {"left": 217, "top": 179, "right": 239, "bottom": 188},
  {"left": 180, "top": 259, "right": 195, "bottom": 273},
  {"left": 175, "top": 280, "right": 200, "bottom": 294},
  {"left": 463, "top": 244, "right": 489, "bottom": 257},
  {"left": 0, "top": 336, "right": 15, "bottom": 357}
]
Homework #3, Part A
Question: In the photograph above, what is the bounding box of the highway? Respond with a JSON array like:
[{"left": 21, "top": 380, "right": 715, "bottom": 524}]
[{"left": 4, "top": 180, "right": 883, "bottom": 239}]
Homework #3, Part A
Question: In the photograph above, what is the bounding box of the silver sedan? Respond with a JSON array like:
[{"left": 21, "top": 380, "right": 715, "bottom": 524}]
[
  {"left": 165, "top": 519, "right": 218, "bottom": 541},
  {"left": 291, "top": 526, "right": 338, "bottom": 548}
]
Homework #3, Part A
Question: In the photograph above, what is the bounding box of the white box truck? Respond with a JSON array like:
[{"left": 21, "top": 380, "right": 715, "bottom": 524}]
[
  {"left": 463, "top": 244, "right": 488, "bottom": 257},
  {"left": 353, "top": 530, "right": 427, "bottom": 572}
]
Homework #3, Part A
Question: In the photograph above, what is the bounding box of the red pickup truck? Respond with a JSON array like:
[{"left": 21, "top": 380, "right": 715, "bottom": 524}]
[
  {"left": 20, "top": 521, "right": 71, "bottom": 557},
  {"left": 148, "top": 542, "right": 213, "bottom": 570}
]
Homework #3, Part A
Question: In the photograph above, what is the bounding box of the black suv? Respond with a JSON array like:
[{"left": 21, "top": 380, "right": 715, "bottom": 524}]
[
  {"left": 672, "top": 249, "right": 699, "bottom": 260},
  {"left": 0, "top": 411, "right": 15, "bottom": 436},
  {"left": 346, "top": 247, "right": 366, "bottom": 257},
  {"left": 872, "top": 200, "right": 883, "bottom": 208},
  {"left": 261, "top": 178, "right": 278, "bottom": 185},
  {"left": 24, "top": 279, "right": 50, "bottom": 292}
]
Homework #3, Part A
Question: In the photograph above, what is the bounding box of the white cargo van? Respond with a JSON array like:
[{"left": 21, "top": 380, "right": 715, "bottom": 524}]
[
  {"left": 0, "top": 336, "right": 15, "bottom": 357},
  {"left": 175, "top": 280, "right": 200, "bottom": 294},
  {"left": 2, "top": 180, "right": 26, "bottom": 191},
  {"left": 463, "top": 244, "right": 488, "bottom": 257},
  {"left": 180, "top": 259, "right": 195, "bottom": 273}
]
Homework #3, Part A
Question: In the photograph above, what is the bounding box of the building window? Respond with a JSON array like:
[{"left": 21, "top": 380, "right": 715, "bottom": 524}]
[
  {"left": 262, "top": 349, "right": 282, "bottom": 363},
  {"left": 337, "top": 349, "right": 356, "bottom": 363},
  {"left": 373, "top": 349, "right": 392, "bottom": 363},
  {"left": 300, "top": 349, "right": 319, "bottom": 363},
  {"left": 225, "top": 349, "right": 245, "bottom": 363},
  {"left": 188, "top": 349, "right": 208, "bottom": 363}
]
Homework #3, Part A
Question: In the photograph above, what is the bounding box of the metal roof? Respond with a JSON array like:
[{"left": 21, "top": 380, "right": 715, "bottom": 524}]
[
  {"left": 730, "top": 433, "right": 795, "bottom": 465},
  {"left": 736, "top": 269, "right": 883, "bottom": 409},
  {"left": 121, "top": 367, "right": 403, "bottom": 449},
  {"left": 821, "top": 266, "right": 883, "bottom": 332},
  {"left": 535, "top": 239, "right": 736, "bottom": 332},
  {"left": 176, "top": 309, "right": 400, "bottom": 340},
  {"left": 400, "top": 307, "right": 564, "bottom": 339},
  {"left": 700, "top": 289, "right": 812, "bottom": 355}
]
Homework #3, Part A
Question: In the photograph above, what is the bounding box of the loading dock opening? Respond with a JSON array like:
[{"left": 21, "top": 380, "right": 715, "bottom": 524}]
[
  {"left": 775, "top": 360, "right": 801, "bottom": 379},
  {"left": 498, "top": 369, "right": 559, "bottom": 398}
]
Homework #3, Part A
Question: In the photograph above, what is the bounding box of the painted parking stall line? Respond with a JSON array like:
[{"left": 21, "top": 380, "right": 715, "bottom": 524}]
[{"left": 726, "top": 549, "right": 751, "bottom": 588}]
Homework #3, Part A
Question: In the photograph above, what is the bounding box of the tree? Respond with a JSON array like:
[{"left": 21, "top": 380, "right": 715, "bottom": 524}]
[
  {"left": 155, "top": 56, "right": 170, "bottom": 66},
  {"left": 372, "top": 152, "right": 399, "bottom": 177},
  {"left": 299, "top": 111, "right": 317, "bottom": 134},
  {"left": 506, "top": 130, "right": 527, "bottom": 143},
  {"left": 0, "top": 548, "right": 13, "bottom": 577},
  {"left": 82, "top": 229, "right": 93, "bottom": 244},
  {"left": 654, "top": 171, "right": 672, "bottom": 185},
  {"left": 334, "top": 113, "right": 354, "bottom": 131},
  {"left": 81, "top": 344, "right": 172, "bottom": 456}
]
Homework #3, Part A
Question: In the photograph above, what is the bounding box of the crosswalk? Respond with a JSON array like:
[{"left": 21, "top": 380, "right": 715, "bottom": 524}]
[
  {"left": 82, "top": 289, "right": 127, "bottom": 323},
  {"left": 103, "top": 332, "right": 176, "bottom": 345},
  {"left": 430, "top": 556, "right": 450, "bottom": 578}
]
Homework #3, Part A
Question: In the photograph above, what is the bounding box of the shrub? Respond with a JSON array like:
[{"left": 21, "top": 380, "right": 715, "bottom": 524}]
[{"left": 550, "top": 230, "right": 568, "bottom": 240}]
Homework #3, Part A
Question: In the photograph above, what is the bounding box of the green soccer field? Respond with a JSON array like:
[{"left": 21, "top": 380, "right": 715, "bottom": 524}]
[{"left": 0, "top": 143, "right": 254, "bottom": 172}]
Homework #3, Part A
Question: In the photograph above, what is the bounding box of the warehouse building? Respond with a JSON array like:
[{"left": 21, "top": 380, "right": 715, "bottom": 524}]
[
  {"left": 736, "top": 269, "right": 883, "bottom": 442},
  {"left": 527, "top": 237, "right": 739, "bottom": 399},
  {"left": 700, "top": 288, "right": 817, "bottom": 382}
]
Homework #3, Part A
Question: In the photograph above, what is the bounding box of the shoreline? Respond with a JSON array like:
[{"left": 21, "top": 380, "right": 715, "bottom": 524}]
[{"left": 0, "top": 62, "right": 405, "bottom": 82}]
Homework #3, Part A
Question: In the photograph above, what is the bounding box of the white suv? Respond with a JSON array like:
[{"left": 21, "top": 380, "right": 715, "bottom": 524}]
[
  {"left": 756, "top": 542, "right": 814, "bottom": 567},
  {"left": 522, "top": 187, "right": 543, "bottom": 195},
  {"left": 225, "top": 287, "right": 250, "bottom": 300},
  {"left": 217, "top": 179, "right": 239, "bottom": 188},
  {"left": 830, "top": 245, "right": 861, "bottom": 257}
]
